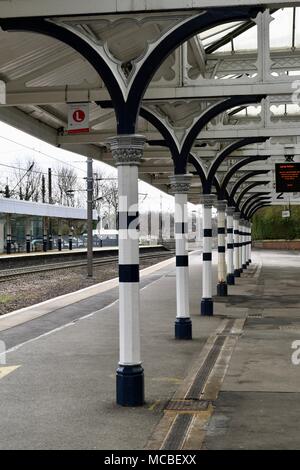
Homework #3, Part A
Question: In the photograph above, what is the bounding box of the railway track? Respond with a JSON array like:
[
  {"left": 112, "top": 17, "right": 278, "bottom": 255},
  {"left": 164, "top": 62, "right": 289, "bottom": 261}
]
[{"left": 0, "top": 250, "right": 175, "bottom": 282}]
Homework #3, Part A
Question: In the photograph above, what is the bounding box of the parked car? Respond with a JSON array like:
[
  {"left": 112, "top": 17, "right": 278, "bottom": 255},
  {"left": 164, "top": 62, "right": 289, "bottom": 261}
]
[{"left": 31, "top": 238, "right": 44, "bottom": 251}]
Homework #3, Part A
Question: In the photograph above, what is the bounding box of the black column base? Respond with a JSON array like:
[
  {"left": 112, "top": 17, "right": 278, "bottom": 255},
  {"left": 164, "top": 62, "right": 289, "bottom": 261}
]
[
  {"left": 116, "top": 364, "right": 144, "bottom": 407},
  {"left": 175, "top": 317, "right": 192, "bottom": 340},
  {"left": 217, "top": 282, "right": 228, "bottom": 297},
  {"left": 234, "top": 269, "right": 240, "bottom": 277},
  {"left": 201, "top": 298, "right": 213, "bottom": 316},
  {"left": 227, "top": 273, "right": 235, "bottom": 285},
  {"left": 242, "top": 264, "right": 247, "bottom": 270}
]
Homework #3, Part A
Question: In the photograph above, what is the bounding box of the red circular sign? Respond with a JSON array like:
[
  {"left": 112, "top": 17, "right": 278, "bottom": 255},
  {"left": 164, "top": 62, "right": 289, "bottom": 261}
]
[{"left": 73, "top": 109, "right": 85, "bottom": 123}]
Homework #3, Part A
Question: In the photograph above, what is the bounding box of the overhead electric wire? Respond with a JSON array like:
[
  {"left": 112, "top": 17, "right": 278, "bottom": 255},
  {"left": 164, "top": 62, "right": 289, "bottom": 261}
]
[
  {"left": 0, "top": 161, "right": 85, "bottom": 180},
  {"left": 0, "top": 134, "right": 86, "bottom": 174}
]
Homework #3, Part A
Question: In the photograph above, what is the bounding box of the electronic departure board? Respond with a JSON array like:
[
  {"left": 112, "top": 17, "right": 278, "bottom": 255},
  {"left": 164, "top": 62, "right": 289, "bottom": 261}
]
[{"left": 275, "top": 163, "right": 300, "bottom": 193}]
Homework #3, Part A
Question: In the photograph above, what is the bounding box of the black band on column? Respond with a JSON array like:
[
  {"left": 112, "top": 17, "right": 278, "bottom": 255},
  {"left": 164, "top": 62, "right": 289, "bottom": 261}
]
[
  {"left": 119, "top": 264, "right": 140, "bottom": 282},
  {"left": 218, "top": 228, "right": 225, "bottom": 234},
  {"left": 227, "top": 228, "right": 233, "bottom": 234},
  {"left": 176, "top": 255, "right": 189, "bottom": 267},
  {"left": 203, "top": 229, "right": 212, "bottom": 237},
  {"left": 218, "top": 246, "right": 225, "bottom": 253},
  {"left": 203, "top": 252, "right": 212, "bottom": 261},
  {"left": 175, "top": 222, "right": 187, "bottom": 234},
  {"left": 227, "top": 243, "right": 234, "bottom": 249}
]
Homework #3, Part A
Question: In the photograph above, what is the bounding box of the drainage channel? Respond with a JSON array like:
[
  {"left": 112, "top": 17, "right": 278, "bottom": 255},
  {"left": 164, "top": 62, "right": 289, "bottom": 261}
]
[
  {"left": 162, "top": 414, "right": 193, "bottom": 450},
  {"left": 157, "top": 319, "right": 237, "bottom": 450}
]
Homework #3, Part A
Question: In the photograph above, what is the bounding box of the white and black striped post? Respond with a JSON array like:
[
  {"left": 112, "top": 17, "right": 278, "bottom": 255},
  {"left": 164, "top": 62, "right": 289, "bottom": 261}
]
[
  {"left": 169, "top": 174, "right": 192, "bottom": 340},
  {"left": 241, "top": 218, "right": 247, "bottom": 270},
  {"left": 226, "top": 207, "right": 235, "bottom": 285},
  {"left": 25, "top": 219, "right": 31, "bottom": 254},
  {"left": 248, "top": 222, "right": 252, "bottom": 264},
  {"left": 6, "top": 214, "right": 11, "bottom": 255},
  {"left": 216, "top": 200, "right": 227, "bottom": 296},
  {"left": 238, "top": 217, "right": 243, "bottom": 273},
  {"left": 201, "top": 194, "right": 215, "bottom": 316},
  {"left": 245, "top": 220, "right": 250, "bottom": 266},
  {"left": 108, "top": 134, "right": 145, "bottom": 407},
  {"left": 233, "top": 211, "right": 241, "bottom": 277},
  {"left": 43, "top": 217, "right": 48, "bottom": 252}
]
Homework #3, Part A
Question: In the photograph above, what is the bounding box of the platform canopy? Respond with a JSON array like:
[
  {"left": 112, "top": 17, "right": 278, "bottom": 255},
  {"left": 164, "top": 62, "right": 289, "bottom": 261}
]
[
  {"left": 0, "top": 198, "right": 98, "bottom": 220},
  {"left": 0, "top": 1, "right": 299, "bottom": 213}
]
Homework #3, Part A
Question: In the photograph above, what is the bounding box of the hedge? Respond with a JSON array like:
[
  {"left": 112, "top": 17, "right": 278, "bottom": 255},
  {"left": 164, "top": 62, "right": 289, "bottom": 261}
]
[{"left": 252, "top": 206, "right": 300, "bottom": 240}]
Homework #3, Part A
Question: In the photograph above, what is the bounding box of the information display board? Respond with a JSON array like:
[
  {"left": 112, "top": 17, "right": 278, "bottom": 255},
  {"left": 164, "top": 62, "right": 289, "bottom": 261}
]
[{"left": 275, "top": 163, "right": 300, "bottom": 193}]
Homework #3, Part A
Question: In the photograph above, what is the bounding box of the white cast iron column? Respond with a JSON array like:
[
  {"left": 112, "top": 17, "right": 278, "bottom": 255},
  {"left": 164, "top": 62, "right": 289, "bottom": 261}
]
[
  {"left": 109, "top": 134, "right": 145, "bottom": 407},
  {"left": 216, "top": 200, "right": 228, "bottom": 296},
  {"left": 226, "top": 207, "right": 235, "bottom": 285},
  {"left": 241, "top": 218, "right": 247, "bottom": 270},
  {"left": 201, "top": 194, "right": 215, "bottom": 316},
  {"left": 245, "top": 220, "right": 250, "bottom": 265},
  {"left": 6, "top": 214, "right": 11, "bottom": 255},
  {"left": 238, "top": 217, "right": 243, "bottom": 273},
  {"left": 169, "top": 174, "right": 192, "bottom": 340},
  {"left": 233, "top": 211, "right": 241, "bottom": 277},
  {"left": 249, "top": 222, "right": 252, "bottom": 264}
]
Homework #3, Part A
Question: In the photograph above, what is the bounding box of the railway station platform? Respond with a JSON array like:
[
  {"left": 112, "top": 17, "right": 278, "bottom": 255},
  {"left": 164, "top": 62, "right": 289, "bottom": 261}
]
[
  {"left": 0, "top": 244, "right": 167, "bottom": 269},
  {"left": 0, "top": 249, "right": 299, "bottom": 450}
]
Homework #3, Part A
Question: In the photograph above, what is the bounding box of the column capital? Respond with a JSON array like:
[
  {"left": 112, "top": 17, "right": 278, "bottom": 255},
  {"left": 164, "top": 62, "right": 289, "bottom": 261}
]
[
  {"left": 169, "top": 174, "right": 192, "bottom": 194},
  {"left": 200, "top": 194, "right": 216, "bottom": 208},
  {"left": 233, "top": 211, "right": 241, "bottom": 220},
  {"left": 216, "top": 200, "right": 227, "bottom": 212},
  {"left": 226, "top": 206, "right": 236, "bottom": 216},
  {"left": 107, "top": 134, "right": 146, "bottom": 166}
]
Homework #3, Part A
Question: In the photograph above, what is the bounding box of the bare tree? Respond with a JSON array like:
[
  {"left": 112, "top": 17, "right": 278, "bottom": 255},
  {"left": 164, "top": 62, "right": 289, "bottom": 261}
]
[
  {"left": 12, "top": 158, "right": 42, "bottom": 201},
  {"left": 53, "top": 165, "right": 80, "bottom": 207},
  {"left": 101, "top": 179, "right": 119, "bottom": 228},
  {"left": 92, "top": 169, "right": 105, "bottom": 210}
]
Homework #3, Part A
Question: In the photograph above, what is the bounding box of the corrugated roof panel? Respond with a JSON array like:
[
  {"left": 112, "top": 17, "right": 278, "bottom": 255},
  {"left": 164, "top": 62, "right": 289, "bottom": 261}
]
[
  {"left": 0, "top": 31, "right": 73, "bottom": 81},
  {"left": 27, "top": 57, "right": 100, "bottom": 87}
]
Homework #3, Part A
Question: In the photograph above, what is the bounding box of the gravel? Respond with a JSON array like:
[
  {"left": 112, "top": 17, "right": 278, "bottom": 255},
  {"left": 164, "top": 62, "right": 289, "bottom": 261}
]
[{"left": 0, "top": 255, "right": 173, "bottom": 316}]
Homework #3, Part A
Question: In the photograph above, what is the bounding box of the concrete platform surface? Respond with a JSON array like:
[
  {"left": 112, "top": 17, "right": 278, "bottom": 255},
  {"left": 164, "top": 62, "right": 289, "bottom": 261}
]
[
  {"left": 0, "top": 250, "right": 299, "bottom": 450},
  {"left": 204, "top": 250, "right": 300, "bottom": 450},
  {"left": 0, "top": 251, "right": 221, "bottom": 450}
]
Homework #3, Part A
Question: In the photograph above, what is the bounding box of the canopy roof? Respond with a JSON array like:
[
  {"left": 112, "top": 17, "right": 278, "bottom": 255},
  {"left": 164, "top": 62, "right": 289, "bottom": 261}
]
[{"left": 0, "top": 2, "right": 299, "bottom": 211}]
